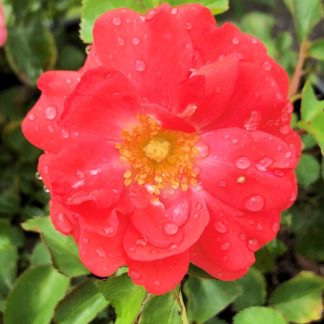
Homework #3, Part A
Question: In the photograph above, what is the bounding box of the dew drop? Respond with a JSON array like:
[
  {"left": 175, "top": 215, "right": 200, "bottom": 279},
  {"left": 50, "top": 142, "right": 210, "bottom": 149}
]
[
  {"left": 196, "top": 202, "right": 202, "bottom": 211},
  {"left": 112, "top": 16, "right": 122, "bottom": 26},
  {"left": 280, "top": 125, "right": 290, "bottom": 135},
  {"left": 232, "top": 37, "right": 239, "bottom": 45},
  {"left": 185, "top": 22, "right": 192, "bottom": 30},
  {"left": 89, "top": 169, "right": 99, "bottom": 175},
  {"left": 136, "top": 238, "right": 148, "bottom": 247},
  {"left": 256, "top": 223, "right": 263, "bottom": 231},
  {"left": 263, "top": 61, "right": 272, "bottom": 71},
  {"left": 221, "top": 242, "right": 231, "bottom": 251},
  {"left": 28, "top": 113, "right": 36, "bottom": 121},
  {"left": 274, "top": 170, "right": 285, "bottom": 177},
  {"left": 197, "top": 141, "right": 209, "bottom": 158},
  {"left": 239, "top": 233, "right": 246, "bottom": 241},
  {"left": 48, "top": 125, "right": 55, "bottom": 133},
  {"left": 247, "top": 239, "right": 259, "bottom": 251},
  {"left": 132, "top": 37, "right": 140, "bottom": 45},
  {"left": 163, "top": 223, "right": 179, "bottom": 235},
  {"left": 66, "top": 78, "right": 72, "bottom": 84},
  {"left": 35, "top": 171, "right": 42, "bottom": 180},
  {"left": 129, "top": 270, "right": 141, "bottom": 280},
  {"left": 62, "top": 129, "right": 69, "bottom": 138},
  {"left": 154, "top": 280, "right": 161, "bottom": 286},
  {"left": 214, "top": 220, "right": 228, "bottom": 234},
  {"left": 96, "top": 248, "right": 106, "bottom": 258},
  {"left": 169, "top": 243, "right": 178, "bottom": 250},
  {"left": 244, "top": 195, "right": 265, "bottom": 212},
  {"left": 43, "top": 185, "right": 50, "bottom": 193},
  {"left": 44, "top": 105, "right": 57, "bottom": 120},
  {"left": 135, "top": 59, "right": 146, "bottom": 72},
  {"left": 103, "top": 227, "right": 114, "bottom": 236},
  {"left": 272, "top": 222, "right": 280, "bottom": 232},
  {"left": 251, "top": 38, "right": 257, "bottom": 44},
  {"left": 76, "top": 170, "right": 85, "bottom": 179},
  {"left": 171, "top": 7, "right": 178, "bottom": 15},
  {"left": 235, "top": 156, "right": 251, "bottom": 170},
  {"left": 219, "top": 181, "right": 227, "bottom": 188},
  {"left": 82, "top": 237, "right": 89, "bottom": 244},
  {"left": 255, "top": 157, "right": 273, "bottom": 172},
  {"left": 284, "top": 151, "right": 292, "bottom": 159},
  {"left": 117, "top": 37, "right": 125, "bottom": 46},
  {"left": 232, "top": 138, "right": 239, "bottom": 144}
]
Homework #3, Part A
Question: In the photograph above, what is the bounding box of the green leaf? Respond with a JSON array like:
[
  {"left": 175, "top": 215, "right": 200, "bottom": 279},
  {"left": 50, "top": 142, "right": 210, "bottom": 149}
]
[
  {"left": 234, "top": 307, "right": 287, "bottom": 324},
  {"left": 234, "top": 268, "right": 266, "bottom": 311},
  {"left": 302, "top": 134, "right": 317, "bottom": 150},
  {"left": 96, "top": 274, "right": 146, "bottom": 324},
  {"left": 5, "top": 18, "right": 57, "bottom": 85},
  {"left": 30, "top": 242, "right": 52, "bottom": 266},
  {"left": 269, "top": 271, "right": 324, "bottom": 323},
  {"left": 80, "top": 0, "right": 143, "bottom": 43},
  {"left": 80, "top": 0, "right": 228, "bottom": 43},
  {"left": 183, "top": 276, "right": 242, "bottom": 323},
  {"left": 188, "top": 264, "right": 215, "bottom": 279},
  {"left": 4, "top": 265, "right": 69, "bottom": 324},
  {"left": 308, "top": 39, "right": 324, "bottom": 61},
  {"left": 22, "top": 217, "right": 89, "bottom": 277},
  {"left": 283, "top": 0, "right": 324, "bottom": 42},
  {"left": 139, "top": 289, "right": 183, "bottom": 324},
  {"left": 296, "top": 153, "right": 320, "bottom": 186},
  {"left": 55, "top": 280, "right": 109, "bottom": 324},
  {"left": 298, "top": 81, "right": 324, "bottom": 155}
]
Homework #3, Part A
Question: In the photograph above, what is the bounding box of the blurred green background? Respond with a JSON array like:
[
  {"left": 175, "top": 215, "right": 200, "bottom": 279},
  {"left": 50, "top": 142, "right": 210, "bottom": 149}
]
[{"left": 0, "top": 0, "right": 324, "bottom": 323}]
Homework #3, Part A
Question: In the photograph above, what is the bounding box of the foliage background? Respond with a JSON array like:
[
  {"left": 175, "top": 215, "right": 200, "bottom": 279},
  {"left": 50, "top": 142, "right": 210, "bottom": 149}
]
[{"left": 0, "top": 0, "right": 324, "bottom": 323}]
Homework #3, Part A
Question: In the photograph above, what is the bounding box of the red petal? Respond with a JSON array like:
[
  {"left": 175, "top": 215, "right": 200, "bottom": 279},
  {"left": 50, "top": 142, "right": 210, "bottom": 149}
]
[
  {"left": 61, "top": 67, "right": 139, "bottom": 141},
  {"left": 77, "top": 216, "right": 127, "bottom": 277},
  {"left": 93, "top": 5, "right": 193, "bottom": 105},
  {"left": 127, "top": 252, "right": 189, "bottom": 294},
  {"left": 198, "top": 128, "right": 297, "bottom": 212},
  {"left": 22, "top": 71, "right": 81, "bottom": 152},
  {"left": 42, "top": 140, "right": 125, "bottom": 208},
  {"left": 123, "top": 189, "right": 209, "bottom": 261}
]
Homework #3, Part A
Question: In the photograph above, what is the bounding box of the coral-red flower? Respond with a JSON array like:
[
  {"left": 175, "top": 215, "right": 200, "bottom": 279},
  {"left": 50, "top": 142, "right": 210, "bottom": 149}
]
[
  {"left": 22, "top": 4, "right": 300, "bottom": 294},
  {"left": 0, "top": 1, "right": 7, "bottom": 47}
]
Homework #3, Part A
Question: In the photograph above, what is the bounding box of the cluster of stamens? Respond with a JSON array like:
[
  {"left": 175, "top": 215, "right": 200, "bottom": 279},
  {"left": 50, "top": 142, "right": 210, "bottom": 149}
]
[{"left": 116, "top": 115, "right": 199, "bottom": 195}]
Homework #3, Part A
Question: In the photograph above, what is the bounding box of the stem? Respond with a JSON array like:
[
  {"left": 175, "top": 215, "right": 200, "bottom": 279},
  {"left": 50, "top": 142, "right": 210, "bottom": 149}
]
[
  {"left": 178, "top": 290, "right": 189, "bottom": 324},
  {"left": 288, "top": 40, "right": 309, "bottom": 100}
]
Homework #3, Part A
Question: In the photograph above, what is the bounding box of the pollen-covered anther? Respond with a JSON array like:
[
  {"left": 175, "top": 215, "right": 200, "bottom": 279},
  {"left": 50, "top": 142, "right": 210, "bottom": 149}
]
[{"left": 116, "top": 115, "right": 199, "bottom": 192}]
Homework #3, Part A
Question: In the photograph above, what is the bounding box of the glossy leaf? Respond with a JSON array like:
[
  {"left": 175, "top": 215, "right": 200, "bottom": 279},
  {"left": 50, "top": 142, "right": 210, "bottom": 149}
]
[
  {"left": 4, "top": 265, "right": 69, "bottom": 324},
  {"left": 283, "top": 0, "right": 323, "bottom": 42},
  {"left": 234, "top": 307, "right": 287, "bottom": 324},
  {"left": 55, "top": 280, "right": 109, "bottom": 324},
  {"left": 139, "top": 289, "right": 184, "bottom": 324},
  {"left": 234, "top": 268, "right": 266, "bottom": 311},
  {"left": 269, "top": 271, "right": 324, "bottom": 323},
  {"left": 184, "top": 276, "right": 242, "bottom": 323},
  {"left": 298, "top": 81, "right": 324, "bottom": 155},
  {"left": 5, "top": 19, "right": 57, "bottom": 85},
  {"left": 296, "top": 153, "right": 320, "bottom": 187},
  {"left": 30, "top": 242, "right": 52, "bottom": 266},
  {"left": 96, "top": 274, "right": 146, "bottom": 324},
  {"left": 308, "top": 39, "right": 324, "bottom": 61},
  {"left": 22, "top": 217, "right": 89, "bottom": 277}
]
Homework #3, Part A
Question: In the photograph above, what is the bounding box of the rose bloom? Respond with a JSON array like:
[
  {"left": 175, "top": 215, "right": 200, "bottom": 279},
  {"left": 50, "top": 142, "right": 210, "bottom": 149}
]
[
  {"left": 0, "top": 1, "right": 7, "bottom": 47},
  {"left": 23, "top": 4, "right": 300, "bottom": 294}
]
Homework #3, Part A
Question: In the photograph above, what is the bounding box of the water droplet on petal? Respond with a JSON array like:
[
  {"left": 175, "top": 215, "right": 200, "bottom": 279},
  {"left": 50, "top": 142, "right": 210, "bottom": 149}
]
[
  {"left": 197, "top": 141, "right": 209, "bottom": 158},
  {"left": 112, "top": 17, "right": 122, "bottom": 26},
  {"left": 263, "top": 61, "right": 272, "bottom": 71},
  {"left": 132, "top": 37, "right": 140, "bottom": 45},
  {"left": 28, "top": 113, "right": 36, "bottom": 121},
  {"left": 135, "top": 59, "right": 146, "bottom": 72},
  {"left": 136, "top": 238, "right": 148, "bottom": 247},
  {"left": 171, "top": 8, "right": 178, "bottom": 15},
  {"left": 256, "top": 223, "right": 263, "bottom": 231},
  {"left": 154, "top": 280, "right": 161, "bottom": 286},
  {"left": 82, "top": 237, "right": 89, "bottom": 244},
  {"left": 48, "top": 125, "right": 55, "bottom": 133},
  {"left": 239, "top": 233, "right": 246, "bottom": 241},
  {"left": 244, "top": 110, "right": 261, "bottom": 131},
  {"left": 251, "top": 38, "right": 257, "bottom": 44},
  {"left": 76, "top": 170, "right": 85, "bottom": 179},
  {"left": 235, "top": 157, "right": 251, "bottom": 169},
  {"left": 89, "top": 169, "right": 99, "bottom": 175},
  {"left": 232, "top": 37, "right": 239, "bottom": 45},
  {"left": 285, "top": 151, "right": 292, "bottom": 159},
  {"left": 214, "top": 220, "right": 228, "bottom": 234},
  {"left": 280, "top": 125, "right": 290, "bottom": 135},
  {"left": 244, "top": 195, "right": 265, "bottom": 212},
  {"left": 62, "top": 129, "right": 69, "bottom": 138},
  {"left": 117, "top": 37, "right": 125, "bottom": 46},
  {"left": 219, "top": 180, "right": 227, "bottom": 187},
  {"left": 232, "top": 138, "right": 239, "bottom": 144},
  {"left": 96, "top": 248, "right": 106, "bottom": 258},
  {"left": 221, "top": 242, "right": 231, "bottom": 250},
  {"left": 35, "top": 171, "right": 42, "bottom": 180},
  {"left": 274, "top": 170, "right": 285, "bottom": 177},
  {"left": 255, "top": 157, "right": 273, "bottom": 172},
  {"left": 272, "top": 222, "right": 280, "bottom": 232},
  {"left": 185, "top": 22, "right": 192, "bottom": 30},
  {"left": 163, "top": 223, "right": 179, "bottom": 235},
  {"left": 196, "top": 202, "right": 202, "bottom": 211},
  {"left": 44, "top": 105, "right": 57, "bottom": 120},
  {"left": 168, "top": 243, "right": 178, "bottom": 250},
  {"left": 247, "top": 239, "right": 259, "bottom": 251},
  {"left": 129, "top": 270, "right": 141, "bottom": 280},
  {"left": 103, "top": 226, "right": 115, "bottom": 236}
]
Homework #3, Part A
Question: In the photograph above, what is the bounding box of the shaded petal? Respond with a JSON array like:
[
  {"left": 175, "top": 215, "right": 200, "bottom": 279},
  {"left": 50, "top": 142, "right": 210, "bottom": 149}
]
[
  {"left": 198, "top": 128, "right": 297, "bottom": 212},
  {"left": 128, "top": 252, "right": 189, "bottom": 294},
  {"left": 93, "top": 5, "right": 193, "bottom": 105},
  {"left": 22, "top": 71, "right": 81, "bottom": 152},
  {"left": 41, "top": 140, "right": 125, "bottom": 208},
  {"left": 123, "top": 189, "right": 209, "bottom": 261},
  {"left": 61, "top": 67, "right": 139, "bottom": 141}
]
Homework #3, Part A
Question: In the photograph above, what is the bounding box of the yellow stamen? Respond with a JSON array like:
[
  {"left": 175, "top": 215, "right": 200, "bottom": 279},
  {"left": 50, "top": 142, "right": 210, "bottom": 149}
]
[{"left": 116, "top": 115, "right": 199, "bottom": 193}]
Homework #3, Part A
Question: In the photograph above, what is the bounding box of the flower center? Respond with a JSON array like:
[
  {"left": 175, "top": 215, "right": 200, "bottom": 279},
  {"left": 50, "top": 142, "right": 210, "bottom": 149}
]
[
  {"left": 143, "top": 137, "right": 171, "bottom": 162},
  {"left": 116, "top": 115, "right": 199, "bottom": 195}
]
